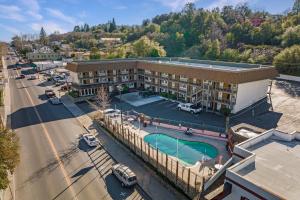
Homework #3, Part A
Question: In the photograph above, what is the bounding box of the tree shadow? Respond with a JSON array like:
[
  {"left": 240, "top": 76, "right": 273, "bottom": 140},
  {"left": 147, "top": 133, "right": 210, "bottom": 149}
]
[
  {"left": 275, "top": 80, "right": 300, "bottom": 97},
  {"left": 19, "top": 142, "right": 80, "bottom": 188},
  {"left": 71, "top": 166, "right": 94, "bottom": 178}
]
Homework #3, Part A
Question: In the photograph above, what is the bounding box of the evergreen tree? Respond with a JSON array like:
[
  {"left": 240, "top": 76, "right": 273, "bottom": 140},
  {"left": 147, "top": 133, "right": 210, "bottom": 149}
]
[
  {"left": 109, "top": 18, "right": 117, "bottom": 32},
  {"left": 39, "top": 27, "right": 47, "bottom": 45},
  {"left": 73, "top": 25, "right": 80, "bottom": 32},
  {"left": 83, "top": 23, "right": 90, "bottom": 32}
]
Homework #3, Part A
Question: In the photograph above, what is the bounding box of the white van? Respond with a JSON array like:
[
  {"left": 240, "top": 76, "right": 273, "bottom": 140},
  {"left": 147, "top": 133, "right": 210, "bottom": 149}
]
[{"left": 112, "top": 164, "right": 137, "bottom": 187}]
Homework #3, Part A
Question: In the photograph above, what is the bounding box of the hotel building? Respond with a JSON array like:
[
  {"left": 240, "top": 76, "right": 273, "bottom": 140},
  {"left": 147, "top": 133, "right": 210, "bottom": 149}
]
[{"left": 66, "top": 58, "right": 278, "bottom": 113}]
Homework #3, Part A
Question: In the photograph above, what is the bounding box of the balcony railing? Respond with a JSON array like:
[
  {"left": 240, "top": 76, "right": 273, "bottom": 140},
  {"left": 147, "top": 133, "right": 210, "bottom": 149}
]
[
  {"left": 180, "top": 77, "right": 188, "bottom": 82},
  {"left": 161, "top": 74, "right": 168, "bottom": 78},
  {"left": 179, "top": 87, "right": 187, "bottom": 91}
]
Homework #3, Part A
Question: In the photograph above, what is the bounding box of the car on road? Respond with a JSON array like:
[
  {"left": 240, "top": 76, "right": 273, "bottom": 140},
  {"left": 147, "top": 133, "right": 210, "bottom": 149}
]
[
  {"left": 177, "top": 103, "right": 202, "bottom": 114},
  {"left": 28, "top": 75, "right": 37, "bottom": 80},
  {"left": 49, "top": 97, "right": 62, "bottom": 105},
  {"left": 45, "top": 89, "right": 56, "bottom": 98},
  {"left": 82, "top": 134, "right": 99, "bottom": 147},
  {"left": 112, "top": 164, "right": 137, "bottom": 187},
  {"left": 19, "top": 74, "right": 25, "bottom": 79}
]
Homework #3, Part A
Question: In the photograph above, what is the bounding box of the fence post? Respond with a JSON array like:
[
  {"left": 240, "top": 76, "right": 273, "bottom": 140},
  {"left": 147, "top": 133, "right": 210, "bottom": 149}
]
[
  {"left": 156, "top": 148, "right": 159, "bottom": 169},
  {"left": 140, "top": 138, "right": 143, "bottom": 158},
  {"left": 176, "top": 160, "right": 178, "bottom": 183},
  {"left": 195, "top": 174, "right": 198, "bottom": 192},
  {"left": 134, "top": 134, "right": 136, "bottom": 153},
  {"left": 187, "top": 168, "right": 191, "bottom": 193},
  {"left": 165, "top": 154, "right": 168, "bottom": 176},
  {"left": 127, "top": 129, "right": 130, "bottom": 146},
  {"left": 147, "top": 143, "right": 150, "bottom": 162}
]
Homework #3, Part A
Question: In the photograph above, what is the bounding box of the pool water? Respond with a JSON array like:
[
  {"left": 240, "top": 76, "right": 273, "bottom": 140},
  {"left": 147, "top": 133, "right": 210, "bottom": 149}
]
[{"left": 144, "top": 133, "right": 218, "bottom": 165}]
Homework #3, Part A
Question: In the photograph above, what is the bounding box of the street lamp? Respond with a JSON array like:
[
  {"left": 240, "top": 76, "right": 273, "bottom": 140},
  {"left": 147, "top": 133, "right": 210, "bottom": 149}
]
[{"left": 117, "top": 85, "right": 124, "bottom": 136}]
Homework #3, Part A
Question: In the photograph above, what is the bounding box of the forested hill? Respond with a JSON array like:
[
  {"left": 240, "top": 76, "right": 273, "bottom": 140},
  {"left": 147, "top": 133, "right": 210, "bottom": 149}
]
[{"left": 36, "top": 2, "right": 300, "bottom": 75}]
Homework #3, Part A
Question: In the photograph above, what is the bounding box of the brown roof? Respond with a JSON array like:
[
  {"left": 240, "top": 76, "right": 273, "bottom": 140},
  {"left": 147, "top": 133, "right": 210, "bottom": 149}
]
[{"left": 66, "top": 59, "right": 278, "bottom": 84}]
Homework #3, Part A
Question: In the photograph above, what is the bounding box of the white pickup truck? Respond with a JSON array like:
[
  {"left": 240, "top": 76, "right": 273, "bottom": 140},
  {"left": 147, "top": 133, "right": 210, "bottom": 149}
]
[{"left": 177, "top": 103, "right": 202, "bottom": 114}]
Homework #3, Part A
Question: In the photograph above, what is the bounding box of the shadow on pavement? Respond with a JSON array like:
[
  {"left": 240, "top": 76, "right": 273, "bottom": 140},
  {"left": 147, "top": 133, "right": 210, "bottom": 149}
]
[
  {"left": 71, "top": 166, "right": 94, "bottom": 178},
  {"left": 104, "top": 174, "right": 135, "bottom": 200},
  {"left": 78, "top": 139, "right": 97, "bottom": 152},
  {"left": 275, "top": 80, "right": 300, "bottom": 97},
  {"left": 9, "top": 101, "right": 74, "bottom": 129},
  {"left": 20, "top": 143, "right": 80, "bottom": 188}
]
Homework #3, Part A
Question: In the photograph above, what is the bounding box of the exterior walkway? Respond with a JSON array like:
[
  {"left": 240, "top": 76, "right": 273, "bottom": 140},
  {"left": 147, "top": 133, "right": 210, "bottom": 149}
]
[{"left": 61, "top": 95, "right": 188, "bottom": 200}]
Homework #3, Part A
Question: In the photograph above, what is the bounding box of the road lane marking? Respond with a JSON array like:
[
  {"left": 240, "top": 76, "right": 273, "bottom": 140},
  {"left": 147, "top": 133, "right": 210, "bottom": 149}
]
[{"left": 16, "top": 70, "right": 79, "bottom": 200}]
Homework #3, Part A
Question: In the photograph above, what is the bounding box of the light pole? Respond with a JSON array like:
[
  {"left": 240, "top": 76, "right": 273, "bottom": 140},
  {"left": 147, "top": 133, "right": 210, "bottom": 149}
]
[{"left": 117, "top": 85, "right": 124, "bottom": 136}]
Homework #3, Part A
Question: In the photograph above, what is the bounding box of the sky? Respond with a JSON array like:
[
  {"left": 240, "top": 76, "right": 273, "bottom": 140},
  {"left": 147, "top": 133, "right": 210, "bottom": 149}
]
[{"left": 0, "top": 0, "right": 295, "bottom": 42}]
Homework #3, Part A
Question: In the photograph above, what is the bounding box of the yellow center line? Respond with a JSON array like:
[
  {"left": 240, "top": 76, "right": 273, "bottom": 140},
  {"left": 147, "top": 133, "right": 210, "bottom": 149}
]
[{"left": 16, "top": 70, "right": 78, "bottom": 200}]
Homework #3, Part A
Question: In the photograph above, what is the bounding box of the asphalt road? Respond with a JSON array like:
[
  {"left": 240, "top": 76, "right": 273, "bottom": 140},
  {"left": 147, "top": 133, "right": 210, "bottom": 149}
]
[{"left": 7, "top": 66, "right": 148, "bottom": 200}]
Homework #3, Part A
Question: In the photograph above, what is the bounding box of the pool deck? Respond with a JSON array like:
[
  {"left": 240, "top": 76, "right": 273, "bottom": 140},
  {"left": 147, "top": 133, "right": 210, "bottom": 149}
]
[{"left": 112, "top": 115, "right": 230, "bottom": 177}]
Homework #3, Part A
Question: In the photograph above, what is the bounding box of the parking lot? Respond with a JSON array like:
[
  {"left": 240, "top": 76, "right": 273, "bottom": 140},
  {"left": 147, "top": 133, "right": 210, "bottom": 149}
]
[
  {"left": 77, "top": 97, "right": 226, "bottom": 132},
  {"left": 230, "top": 79, "right": 300, "bottom": 133}
]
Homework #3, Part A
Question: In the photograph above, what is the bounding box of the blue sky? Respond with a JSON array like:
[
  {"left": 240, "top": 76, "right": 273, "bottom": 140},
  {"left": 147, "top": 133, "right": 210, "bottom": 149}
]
[{"left": 0, "top": 0, "right": 295, "bottom": 42}]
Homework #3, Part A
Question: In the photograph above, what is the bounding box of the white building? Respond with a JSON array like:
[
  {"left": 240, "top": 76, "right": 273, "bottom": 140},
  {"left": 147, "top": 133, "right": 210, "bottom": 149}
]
[
  {"left": 27, "top": 46, "right": 61, "bottom": 61},
  {"left": 223, "top": 129, "right": 300, "bottom": 200}
]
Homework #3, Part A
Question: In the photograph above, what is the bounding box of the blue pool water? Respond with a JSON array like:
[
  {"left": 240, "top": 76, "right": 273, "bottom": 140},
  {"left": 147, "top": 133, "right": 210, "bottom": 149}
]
[{"left": 144, "top": 133, "right": 218, "bottom": 165}]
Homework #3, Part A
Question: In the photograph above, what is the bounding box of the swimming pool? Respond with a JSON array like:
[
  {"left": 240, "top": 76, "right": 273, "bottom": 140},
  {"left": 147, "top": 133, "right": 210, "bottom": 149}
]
[{"left": 144, "top": 133, "right": 218, "bottom": 165}]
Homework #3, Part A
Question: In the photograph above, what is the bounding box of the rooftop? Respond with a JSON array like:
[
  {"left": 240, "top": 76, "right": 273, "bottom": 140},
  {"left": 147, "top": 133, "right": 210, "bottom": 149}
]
[
  {"left": 74, "top": 57, "right": 272, "bottom": 72},
  {"left": 229, "top": 130, "right": 300, "bottom": 200}
]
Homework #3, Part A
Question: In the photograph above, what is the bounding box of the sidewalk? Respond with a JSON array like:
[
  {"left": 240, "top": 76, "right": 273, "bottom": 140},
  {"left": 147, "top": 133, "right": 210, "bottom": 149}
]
[{"left": 61, "top": 95, "right": 188, "bottom": 200}]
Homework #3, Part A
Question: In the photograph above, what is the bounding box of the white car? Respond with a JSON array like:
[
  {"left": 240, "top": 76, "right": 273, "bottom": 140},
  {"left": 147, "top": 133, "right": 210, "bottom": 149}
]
[
  {"left": 101, "top": 108, "right": 121, "bottom": 115},
  {"left": 28, "top": 75, "right": 37, "bottom": 80},
  {"left": 112, "top": 164, "right": 137, "bottom": 187},
  {"left": 82, "top": 134, "right": 99, "bottom": 147},
  {"left": 49, "top": 97, "right": 62, "bottom": 105},
  {"left": 177, "top": 103, "right": 202, "bottom": 114}
]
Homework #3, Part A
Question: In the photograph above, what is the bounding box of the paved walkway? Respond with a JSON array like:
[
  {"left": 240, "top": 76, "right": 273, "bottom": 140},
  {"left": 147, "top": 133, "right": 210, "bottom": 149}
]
[{"left": 61, "top": 95, "right": 188, "bottom": 200}]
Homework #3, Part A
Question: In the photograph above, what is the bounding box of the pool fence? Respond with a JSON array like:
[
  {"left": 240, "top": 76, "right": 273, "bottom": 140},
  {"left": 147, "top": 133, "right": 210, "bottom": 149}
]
[{"left": 102, "top": 115, "right": 217, "bottom": 199}]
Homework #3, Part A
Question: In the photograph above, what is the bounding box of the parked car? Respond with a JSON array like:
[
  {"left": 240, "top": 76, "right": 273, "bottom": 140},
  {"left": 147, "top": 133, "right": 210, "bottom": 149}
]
[
  {"left": 101, "top": 108, "right": 121, "bottom": 115},
  {"left": 82, "top": 134, "right": 99, "bottom": 147},
  {"left": 28, "top": 75, "right": 37, "bottom": 80},
  {"left": 177, "top": 103, "right": 202, "bottom": 114},
  {"left": 112, "top": 164, "right": 137, "bottom": 187},
  {"left": 60, "top": 85, "right": 71, "bottom": 91},
  {"left": 49, "top": 97, "right": 62, "bottom": 105},
  {"left": 45, "top": 89, "right": 56, "bottom": 98},
  {"left": 19, "top": 74, "right": 25, "bottom": 79}
]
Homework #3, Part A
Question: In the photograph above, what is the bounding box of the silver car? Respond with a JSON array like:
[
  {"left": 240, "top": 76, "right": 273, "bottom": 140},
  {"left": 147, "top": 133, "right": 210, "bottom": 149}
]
[{"left": 112, "top": 164, "right": 137, "bottom": 187}]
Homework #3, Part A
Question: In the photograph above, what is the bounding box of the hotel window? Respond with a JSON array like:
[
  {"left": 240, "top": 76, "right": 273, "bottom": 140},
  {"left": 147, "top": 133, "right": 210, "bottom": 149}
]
[
  {"left": 172, "top": 74, "right": 176, "bottom": 79},
  {"left": 193, "top": 78, "right": 197, "bottom": 84}
]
